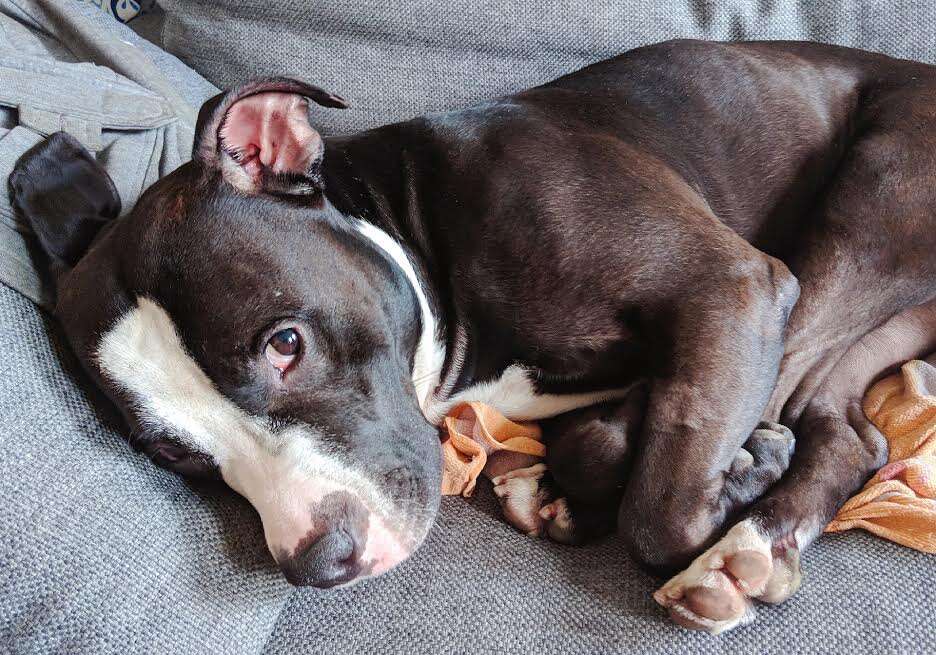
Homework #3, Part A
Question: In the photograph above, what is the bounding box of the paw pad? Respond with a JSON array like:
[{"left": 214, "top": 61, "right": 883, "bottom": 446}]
[{"left": 653, "top": 519, "right": 799, "bottom": 634}]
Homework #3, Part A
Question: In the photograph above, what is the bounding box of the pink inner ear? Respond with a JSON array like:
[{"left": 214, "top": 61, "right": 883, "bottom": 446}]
[{"left": 219, "top": 92, "right": 323, "bottom": 179}]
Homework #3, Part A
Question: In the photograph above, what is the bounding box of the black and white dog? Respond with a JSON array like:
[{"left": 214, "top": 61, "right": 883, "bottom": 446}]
[{"left": 11, "top": 40, "right": 936, "bottom": 633}]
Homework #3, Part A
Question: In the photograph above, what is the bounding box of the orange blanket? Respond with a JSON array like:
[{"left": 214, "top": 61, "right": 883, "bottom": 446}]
[
  {"left": 826, "top": 359, "right": 936, "bottom": 552},
  {"left": 441, "top": 360, "right": 936, "bottom": 553},
  {"left": 440, "top": 402, "right": 544, "bottom": 496}
]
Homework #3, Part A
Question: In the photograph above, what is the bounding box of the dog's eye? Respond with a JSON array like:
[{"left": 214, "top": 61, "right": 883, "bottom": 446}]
[{"left": 266, "top": 327, "right": 302, "bottom": 373}]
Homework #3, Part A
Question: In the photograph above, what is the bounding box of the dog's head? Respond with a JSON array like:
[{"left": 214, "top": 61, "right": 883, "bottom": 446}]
[{"left": 10, "top": 79, "right": 443, "bottom": 587}]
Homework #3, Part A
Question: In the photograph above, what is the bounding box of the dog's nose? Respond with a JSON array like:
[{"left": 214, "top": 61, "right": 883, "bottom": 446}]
[{"left": 281, "top": 528, "right": 361, "bottom": 588}]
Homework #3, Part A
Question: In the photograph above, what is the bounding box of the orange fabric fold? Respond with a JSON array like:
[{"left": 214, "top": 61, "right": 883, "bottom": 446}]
[
  {"left": 440, "top": 360, "right": 936, "bottom": 554},
  {"left": 440, "top": 402, "right": 545, "bottom": 497},
  {"left": 826, "top": 360, "right": 936, "bottom": 553}
]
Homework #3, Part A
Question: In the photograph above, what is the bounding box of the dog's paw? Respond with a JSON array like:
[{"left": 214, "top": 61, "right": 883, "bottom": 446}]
[
  {"left": 725, "top": 422, "right": 796, "bottom": 510},
  {"left": 492, "top": 463, "right": 552, "bottom": 536},
  {"left": 653, "top": 519, "right": 802, "bottom": 634},
  {"left": 492, "top": 465, "right": 611, "bottom": 545},
  {"left": 539, "top": 497, "right": 577, "bottom": 544},
  {"left": 746, "top": 421, "right": 795, "bottom": 469}
]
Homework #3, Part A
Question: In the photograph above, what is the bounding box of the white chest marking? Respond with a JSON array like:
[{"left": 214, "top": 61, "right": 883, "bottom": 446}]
[
  {"left": 424, "top": 364, "right": 636, "bottom": 425},
  {"left": 353, "top": 220, "right": 634, "bottom": 426}
]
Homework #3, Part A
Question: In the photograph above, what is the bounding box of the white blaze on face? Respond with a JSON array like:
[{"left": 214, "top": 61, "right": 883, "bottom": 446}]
[{"left": 95, "top": 297, "right": 409, "bottom": 580}]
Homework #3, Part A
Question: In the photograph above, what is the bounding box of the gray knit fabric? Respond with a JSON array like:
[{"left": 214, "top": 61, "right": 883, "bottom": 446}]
[
  {"left": 158, "top": 0, "right": 936, "bottom": 136},
  {"left": 265, "top": 494, "right": 936, "bottom": 655},
  {"left": 2, "top": 1, "right": 936, "bottom": 654},
  {"left": 0, "top": 283, "right": 292, "bottom": 654}
]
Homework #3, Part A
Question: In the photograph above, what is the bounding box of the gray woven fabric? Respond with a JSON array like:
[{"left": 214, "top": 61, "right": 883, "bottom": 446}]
[
  {"left": 2, "top": 1, "right": 936, "bottom": 653},
  {"left": 158, "top": 0, "right": 936, "bottom": 136},
  {"left": 265, "top": 492, "right": 936, "bottom": 654},
  {"left": 0, "top": 283, "right": 293, "bottom": 654}
]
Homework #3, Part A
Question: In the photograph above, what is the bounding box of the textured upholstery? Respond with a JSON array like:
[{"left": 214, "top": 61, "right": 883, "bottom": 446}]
[
  {"left": 160, "top": 0, "right": 936, "bottom": 136},
  {"left": 1, "top": 1, "right": 935, "bottom": 653}
]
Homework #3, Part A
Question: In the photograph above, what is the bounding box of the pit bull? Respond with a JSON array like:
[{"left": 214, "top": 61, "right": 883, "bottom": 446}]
[{"left": 10, "top": 39, "right": 936, "bottom": 633}]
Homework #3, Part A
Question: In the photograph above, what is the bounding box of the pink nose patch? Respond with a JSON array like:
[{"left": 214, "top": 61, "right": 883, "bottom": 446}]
[
  {"left": 361, "top": 514, "right": 410, "bottom": 578},
  {"left": 219, "top": 92, "right": 323, "bottom": 179}
]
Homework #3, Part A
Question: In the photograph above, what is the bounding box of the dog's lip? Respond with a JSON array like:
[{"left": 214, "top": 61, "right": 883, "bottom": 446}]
[{"left": 359, "top": 512, "right": 413, "bottom": 574}]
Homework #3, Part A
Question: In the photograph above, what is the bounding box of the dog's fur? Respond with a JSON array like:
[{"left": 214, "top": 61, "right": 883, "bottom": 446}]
[{"left": 11, "top": 40, "right": 936, "bottom": 631}]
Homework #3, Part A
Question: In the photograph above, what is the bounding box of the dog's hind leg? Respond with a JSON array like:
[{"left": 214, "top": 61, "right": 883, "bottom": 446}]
[
  {"left": 656, "top": 297, "right": 936, "bottom": 633},
  {"left": 655, "top": 100, "right": 936, "bottom": 631},
  {"left": 763, "top": 114, "right": 936, "bottom": 426}
]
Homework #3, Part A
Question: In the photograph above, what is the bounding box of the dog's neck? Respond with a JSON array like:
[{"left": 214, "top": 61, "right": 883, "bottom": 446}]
[
  {"left": 353, "top": 218, "right": 446, "bottom": 414},
  {"left": 321, "top": 129, "right": 461, "bottom": 420}
]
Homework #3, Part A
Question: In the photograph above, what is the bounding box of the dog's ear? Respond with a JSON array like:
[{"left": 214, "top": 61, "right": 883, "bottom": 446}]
[
  {"left": 9, "top": 131, "right": 121, "bottom": 269},
  {"left": 193, "top": 77, "right": 349, "bottom": 196}
]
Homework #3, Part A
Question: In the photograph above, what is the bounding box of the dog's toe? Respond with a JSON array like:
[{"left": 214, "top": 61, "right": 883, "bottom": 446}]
[
  {"left": 655, "top": 567, "right": 754, "bottom": 634},
  {"left": 492, "top": 463, "right": 551, "bottom": 536},
  {"left": 725, "top": 550, "right": 773, "bottom": 594},
  {"left": 654, "top": 518, "right": 800, "bottom": 634},
  {"left": 539, "top": 497, "right": 578, "bottom": 544},
  {"left": 749, "top": 421, "right": 796, "bottom": 462}
]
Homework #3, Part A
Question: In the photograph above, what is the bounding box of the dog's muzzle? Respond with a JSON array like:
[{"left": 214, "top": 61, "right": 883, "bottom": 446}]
[{"left": 220, "top": 435, "right": 417, "bottom": 587}]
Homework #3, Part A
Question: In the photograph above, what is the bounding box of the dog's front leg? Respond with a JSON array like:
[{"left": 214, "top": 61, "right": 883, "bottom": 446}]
[{"left": 617, "top": 249, "right": 799, "bottom": 574}]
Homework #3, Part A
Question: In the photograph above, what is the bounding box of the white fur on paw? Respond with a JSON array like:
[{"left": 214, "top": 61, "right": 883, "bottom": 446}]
[
  {"left": 491, "top": 463, "right": 546, "bottom": 485},
  {"left": 653, "top": 519, "right": 778, "bottom": 634},
  {"left": 539, "top": 497, "right": 576, "bottom": 544},
  {"left": 492, "top": 464, "right": 549, "bottom": 536}
]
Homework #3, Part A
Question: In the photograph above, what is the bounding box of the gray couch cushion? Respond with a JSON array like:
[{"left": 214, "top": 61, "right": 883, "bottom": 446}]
[
  {"left": 0, "top": 283, "right": 292, "bottom": 654},
  {"left": 265, "top": 492, "right": 936, "bottom": 654},
  {"left": 158, "top": 0, "right": 936, "bottom": 136}
]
